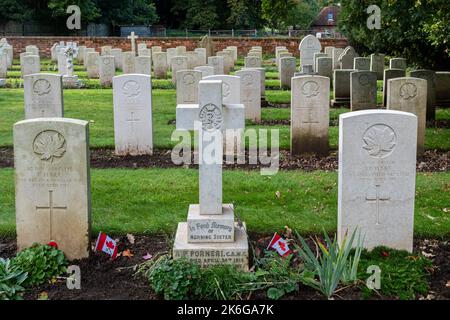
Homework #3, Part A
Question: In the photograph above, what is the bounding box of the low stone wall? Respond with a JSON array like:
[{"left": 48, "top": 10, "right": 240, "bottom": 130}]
[{"left": 5, "top": 36, "right": 349, "bottom": 58}]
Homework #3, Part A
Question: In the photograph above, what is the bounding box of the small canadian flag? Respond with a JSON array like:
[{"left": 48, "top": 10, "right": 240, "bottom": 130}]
[
  {"left": 95, "top": 232, "right": 118, "bottom": 259},
  {"left": 267, "top": 233, "right": 292, "bottom": 257}
]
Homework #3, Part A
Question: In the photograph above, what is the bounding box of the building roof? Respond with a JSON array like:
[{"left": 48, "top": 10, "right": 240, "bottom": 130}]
[{"left": 311, "top": 5, "right": 341, "bottom": 27}]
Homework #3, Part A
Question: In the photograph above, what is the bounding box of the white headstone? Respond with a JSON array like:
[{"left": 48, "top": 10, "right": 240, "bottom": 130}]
[
  {"left": 338, "top": 110, "right": 417, "bottom": 252},
  {"left": 299, "top": 35, "right": 321, "bottom": 71},
  {"left": 14, "top": 118, "right": 91, "bottom": 260},
  {"left": 113, "top": 74, "right": 153, "bottom": 155},
  {"left": 171, "top": 56, "right": 188, "bottom": 84},
  {"left": 291, "top": 75, "right": 330, "bottom": 155},
  {"left": 235, "top": 69, "right": 261, "bottom": 122},
  {"left": 387, "top": 77, "right": 427, "bottom": 156},
  {"left": 24, "top": 73, "right": 64, "bottom": 119},
  {"left": 99, "top": 55, "right": 115, "bottom": 86},
  {"left": 176, "top": 70, "right": 202, "bottom": 105}
]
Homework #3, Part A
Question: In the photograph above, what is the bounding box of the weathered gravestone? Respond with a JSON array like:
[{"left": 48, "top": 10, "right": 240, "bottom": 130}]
[
  {"left": 0, "top": 52, "right": 7, "bottom": 78},
  {"left": 350, "top": 71, "right": 378, "bottom": 111},
  {"left": 176, "top": 46, "right": 187, "bottom": 56},
  {"left": 291, "top": 75, "right": 330, "bottom": 155},
  {"left": 24, "top": 73, "right": 64, "bottom": 119},
  {"left": 279, "top": 56, "right": 296, "bottom": 89},
  {"left": 83, "top": 48, "right": 95, "bottom": 68},
  {"left": 176, "top": 70, "right": 202, "bottom": 105},
  {"left": 387, "top": 77, "right": 427, "bottom": 156},
  {"left": 26, "top": 45, "right": 39, "bottom": 55},
  {"left": 217, "top": 51, "right": 233, "bottom": 74},
  {"left": 339, "top": 47, "right": 358, "bottom": 69},
  {"left": 324, "top": 46, "right": 334, "bottom": 57},
  {"left": 390, "top": 58, "right": 407, "bottom": 70},
  {"left": 338, "top": 110, "right": 417, "bottom": 252},
  {"left": 299, "top": 35, "right": 321, "bottom": 71},
  {"left": 14, "top": 118, "right": 91, "bottom": 260},
  {"left": 244, "top": 56, "right": 261, "bottom": 68},
  {"left": 113, "top": 74, "right": 153, "bottom": 155},
  {"left": 138, "top": 48, "right": 151, "bottom": 57},
  {"left": 354, "top": 57, "right": 370, "bottom": 71},
  {"left": 173, "top": 80, "right": 248, "bottom": 270},
  {"left": 21, "top": 55, "right": 40, "bottom": 77},
  {"left": 199, "top": 35, "right": 215, "bottom": 57},
  {"left": 134, "top": 56, "right": 152, "bottom": 75},
  {"left": 436, "top": 71, "right": 450, "bottom": 107},
  {"left": 171, "top": 56, "right": 188, "bottom": 84},
  {"left": 382, "top": 69, "right": 406, "bottom": 106},
  {"left": 235, "top": 69, "right": 261, "bottom": 122},
  {"left": 86, "top": 51, "right": 99, "bottom": 78},
  {"left": 166, "top": 48, "right": 176, "bottom": 67},
  {"left": 101, "top": 46, "right": 112, "bottom": 56},
  {"left": 195, "top": 48, "right": 207, "bottom": 66},
  {"left": 153, "top": 52, "right": 168, "bottom": 79},
  {"left": 410, "top": 70, "right": 436, "bottom": 123},
  {"left": 111, "top": 48, "right": 123, "bottom": 70},
  {"left": 208, "top": 56, "right": 224, "bottom": 75},
  {"left": 195, "top": 65, "right": 215, "bottom": 78},
  {"left": 370, "top": 53, "right": 385, "bottom": 80},
  {"left": 332, "top": 69, "right": 354, "bottom": 107},
  {"left": 314, "top": 53, "right": 328, "bottom": 72},
  {"left": 332, "top": 48, "right": 344, "bottom": 70},
  {"left": 242, "top": 67, "right": 266, "bottom": 99},
  {"left": 316, "top": 57, "right": 333, "bottom": 79},
  {"left": 99, "top": 55, "right": 115, "bottom": 86},
  {"left": 122, "top": 51, "right": 135, "bottom": 74}
]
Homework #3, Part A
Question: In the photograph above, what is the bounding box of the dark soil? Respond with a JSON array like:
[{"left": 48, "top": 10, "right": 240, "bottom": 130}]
[
  {"left": 0, "top": 235, "right": 448, "bottom": 300},
  {"left": 0, "top": 147, "right": 448, "bottom": 172}
]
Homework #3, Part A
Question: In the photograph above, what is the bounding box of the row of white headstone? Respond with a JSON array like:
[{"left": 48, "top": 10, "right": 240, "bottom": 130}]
[{"left": 13, "top": 106, "right": 418, "bottom": 266}]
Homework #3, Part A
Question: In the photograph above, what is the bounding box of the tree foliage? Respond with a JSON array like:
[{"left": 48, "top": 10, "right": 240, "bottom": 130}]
[{"left": 338, "top": 0, "right": 450, "bottom": 69}]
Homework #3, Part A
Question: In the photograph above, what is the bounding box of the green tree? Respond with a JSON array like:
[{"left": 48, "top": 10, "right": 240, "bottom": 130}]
[
  {"left": 47, "top": 0, "right": 100, "bottom": 22},
  {"left": 97, "top": 0, "right": 159, "bottom": 26},
  {"left": 171, "top": 0, "right": 230, "bottom": 29},
  {"left": 227, "top": 0, "right": 264, "bottom": 29},
  {"left": 262, "top": 0, "right": 297, "bottom": 31},
  {"left": 285, "top": 0, "right": 320, "bottom": 29},
  {"left": 0, "top": 0, "right": 34, "bottom": 21},
  {"left": 338, "top": 0, "right": 449, "bottom": 69}
]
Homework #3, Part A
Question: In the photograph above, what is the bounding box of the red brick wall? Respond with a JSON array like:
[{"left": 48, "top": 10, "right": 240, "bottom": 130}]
[{"left": 6, "top": 36, "right": 349, "bottom": 58}]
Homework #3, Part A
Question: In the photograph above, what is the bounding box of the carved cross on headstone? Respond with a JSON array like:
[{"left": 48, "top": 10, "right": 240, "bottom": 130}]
[
  {"left": 300, "top": 107, "right": 320, "bottom": 125},
  {"left": 36, "top": 190, "right": 67, "bottom": 240},
  {"left": 128, "top": 32, "right": 139, "bottom": 54},
  {"left": 126, "top": 111, "right": 141, "bottom": 131},
  {"left": 366, "top": 184, "right": 390, "bottom": 225}
]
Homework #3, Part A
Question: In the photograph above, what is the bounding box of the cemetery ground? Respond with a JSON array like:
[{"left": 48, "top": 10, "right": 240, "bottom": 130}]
[{"left": 0, "top": 57, "right": 449, "bottom": 300}]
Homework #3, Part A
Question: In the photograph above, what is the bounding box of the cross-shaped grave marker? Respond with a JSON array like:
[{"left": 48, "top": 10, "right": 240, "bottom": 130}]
[
  {"left": 127, "top": 32, "right": 139, "bottom": 54},
  {"left": 176, "top": 80, "right": 244, "bottom": 214}
]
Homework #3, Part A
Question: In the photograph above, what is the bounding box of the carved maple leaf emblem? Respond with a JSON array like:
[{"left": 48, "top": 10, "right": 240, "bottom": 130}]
[
  {"left": 122, "top": 80, "right": 140, "bottom": 98},
  {"left": 362, "top": 126, "right": 396, "bottom": 158},
  {"left": 33, "top": 131, "right": 67, "bottom": 162}
]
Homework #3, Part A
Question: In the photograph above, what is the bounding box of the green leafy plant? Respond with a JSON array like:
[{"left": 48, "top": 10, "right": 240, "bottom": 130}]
[
  {"left": 294, "top": 230, "right": 364, "bottom": 299},
  {"left": 138, "top": 255, "right": 202, "bottom": 300},
  {"left": 358, "top": 247, "right": 432, "bottom": 300},
  {"left": 255, "top": 250, "right": 305, "bottom": 300},
  {"left": 12, "top": 244, "right": 67, "bottom": 286},
  {"left": 0, "top": 258, "right": 28, "bottom": 300}
]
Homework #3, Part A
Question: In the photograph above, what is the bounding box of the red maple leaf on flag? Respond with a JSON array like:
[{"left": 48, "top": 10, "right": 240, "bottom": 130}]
[
  {"left": 278, "top": 241, "right": 286, "bottom": 251},
  {"left": 106, "top": 241, "right": 115, "bottom": 250}
]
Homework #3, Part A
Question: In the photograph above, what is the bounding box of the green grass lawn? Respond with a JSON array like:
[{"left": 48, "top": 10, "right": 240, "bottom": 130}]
[
  {"left": 0, "top": 168, "right": 449, "bottom": 238},
  {"left": 1, "top": 88, "right": 449, "bottom": 150}
]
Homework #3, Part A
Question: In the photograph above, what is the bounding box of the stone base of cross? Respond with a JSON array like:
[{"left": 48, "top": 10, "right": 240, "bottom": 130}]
[{"left": 173, "top": 80, "right": 249, "bottom": 270}]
